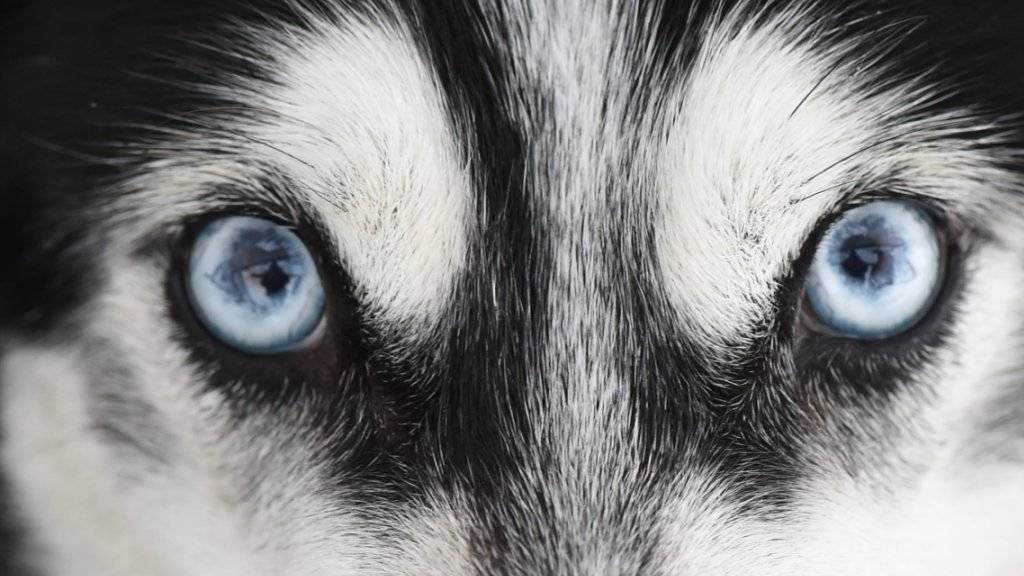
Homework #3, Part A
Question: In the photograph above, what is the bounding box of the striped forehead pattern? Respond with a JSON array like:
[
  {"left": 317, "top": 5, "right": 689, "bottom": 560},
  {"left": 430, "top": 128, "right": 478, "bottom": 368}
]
[
  {"left": 3, "top": 1, "right": 1024, "bottom": 575},
  {"left": 174, "top": 1, "right": 1023, "bottom": 570}
]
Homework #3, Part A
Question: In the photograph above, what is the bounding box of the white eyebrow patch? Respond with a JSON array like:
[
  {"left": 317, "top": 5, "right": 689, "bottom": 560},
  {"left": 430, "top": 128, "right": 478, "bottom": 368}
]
[
  {"left": 200, "top": 9, "right": 472, "bottom": 335},
  {"left": 251, "top": 12, "right": 471, "bottom": 333},
  {"left": 654, "top": 7, "right": 1010, "bottom": 348}
]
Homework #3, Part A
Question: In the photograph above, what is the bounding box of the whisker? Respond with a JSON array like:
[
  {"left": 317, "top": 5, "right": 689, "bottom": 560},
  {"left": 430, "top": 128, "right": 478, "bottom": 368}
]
[
  {"left": 25, "top": 136, "right": 134, "bottom": 167},
  {"left": 790, "top": 179, "right": 865, "bottom": 205},
  {"left": 799, "top": 134, "right": 903, "bottom": 188},
  {"left": 787, "top": 58, "right": 845, "bottom": 121}
]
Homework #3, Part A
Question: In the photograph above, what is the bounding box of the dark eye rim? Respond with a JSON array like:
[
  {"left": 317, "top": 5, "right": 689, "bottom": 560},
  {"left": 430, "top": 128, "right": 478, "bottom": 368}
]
[
  {"left": 185, "top": 214, "right": 327, "bottom": 355},
  {"left": 783, "top": 196, "right": 971, "bottom": 362},
  {"left": 165, "top": 208, "right": 366, "bottom": 395},
  {"left": 799, "top": 201, "right": 950, "bottom": 341}
]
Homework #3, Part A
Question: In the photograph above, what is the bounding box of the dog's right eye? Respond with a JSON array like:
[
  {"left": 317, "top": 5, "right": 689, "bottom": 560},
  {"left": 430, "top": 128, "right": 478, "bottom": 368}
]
[{"left": 185, "top": 215, "right": 326, "bottom": 354}]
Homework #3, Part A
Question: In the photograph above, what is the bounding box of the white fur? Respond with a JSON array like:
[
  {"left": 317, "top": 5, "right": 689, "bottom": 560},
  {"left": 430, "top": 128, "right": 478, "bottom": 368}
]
[
  {"left": 651, "top": 6, "right": 1024, "bottom": 572},
  {"left": 1, "top": 254, "right": 472, "bottom": 575},
  {"left": 3, "top": 1, "right": 1024, "bottom": 574},
  {"left": 656, "top": 5, "right": 1019, "bottom": 350},
  {"left": 472, "top": 4, "right": 666, "bottom": 570},
  {"left": 3, "top": 8, "right": 475, "bottom": 575},
  {"left": 113, "top": 7, "right": 473, "bottom": 338}
]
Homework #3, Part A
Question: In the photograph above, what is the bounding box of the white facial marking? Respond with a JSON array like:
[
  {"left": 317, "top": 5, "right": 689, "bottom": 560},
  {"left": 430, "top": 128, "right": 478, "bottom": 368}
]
[
  {"left": 650, "top": 4, "right": 1024, "bottom": 572},
  {"left": 656, "top": 6, "right": 1016, "bottom": 349},
  {"left": 116, "top": 8, "right": 472, "bottom": 337},
  {"left": 243, "top": 14, "right": 473, "bottom": 334},
  {"left": 1, "top": 252, "right": 473, "bottom": 576},
  {"left": 2, "top": 1, "right": 1024, "bottom": 574},
  {"left": 3, "top": 8, "right": 474, "bottom": 576},
  {"left": 473, "top": 3, "right": 661, "bottom": 569}
]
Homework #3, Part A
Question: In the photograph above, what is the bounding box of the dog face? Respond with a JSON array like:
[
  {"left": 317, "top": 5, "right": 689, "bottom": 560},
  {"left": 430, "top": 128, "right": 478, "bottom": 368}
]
[{"left": 2, "top": 1, "right": 1024, "bottom": 574}]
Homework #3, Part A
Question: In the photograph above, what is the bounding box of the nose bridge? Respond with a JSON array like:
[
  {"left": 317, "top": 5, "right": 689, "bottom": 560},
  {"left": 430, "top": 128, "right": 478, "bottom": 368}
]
[
  {"left": 470, "top": 120, "right": 659, "bottom": 576},
  {"left": 527, "top": 127, "right": 632, "bottom": 461},
  {"left": 440, "top": 7, "right": 675, "bottom": 573},
  {"left": 442, "top": 127, "right": 657, "bottom": 574}
]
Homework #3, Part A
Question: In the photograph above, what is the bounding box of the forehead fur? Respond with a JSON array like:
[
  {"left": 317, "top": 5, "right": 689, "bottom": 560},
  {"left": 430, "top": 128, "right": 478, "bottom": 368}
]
[
  {"left": 655, "top": 4, "right": 1020, "bottom": 348},
  {"left": 2, "top": 1, "right": 1024, "bottom": 575},
  {"left": 106, "top": 7, "right": 473, "bottom": 336}
]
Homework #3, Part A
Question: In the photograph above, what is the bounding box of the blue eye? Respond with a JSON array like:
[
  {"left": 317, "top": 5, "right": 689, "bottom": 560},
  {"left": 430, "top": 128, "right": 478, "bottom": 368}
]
[
  {"left": 804, "top": 200, "right": 944, "bottom": 340},
  {"left": 186, "top": 216, "right": 326, "bottom": 354}
]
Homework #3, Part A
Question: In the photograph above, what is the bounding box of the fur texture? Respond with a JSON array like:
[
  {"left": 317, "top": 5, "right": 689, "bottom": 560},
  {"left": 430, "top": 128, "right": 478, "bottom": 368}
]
[{"left": 2, "top": 1, "right": 1024, "bottom": 574}]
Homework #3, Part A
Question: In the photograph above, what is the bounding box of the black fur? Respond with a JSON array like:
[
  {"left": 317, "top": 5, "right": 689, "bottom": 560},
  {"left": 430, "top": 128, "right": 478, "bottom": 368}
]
[{"left": 3, "top": 1, "right": 1024, "bottom": 573}]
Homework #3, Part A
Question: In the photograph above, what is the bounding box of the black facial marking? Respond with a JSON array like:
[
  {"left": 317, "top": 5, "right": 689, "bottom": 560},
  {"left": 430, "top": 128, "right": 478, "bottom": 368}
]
[
  {"left": 2, "top": 0, "right": 1024, "bottom": 573},
  {"left": 396, "top": 0, "right": 548, "bottom": 513}
]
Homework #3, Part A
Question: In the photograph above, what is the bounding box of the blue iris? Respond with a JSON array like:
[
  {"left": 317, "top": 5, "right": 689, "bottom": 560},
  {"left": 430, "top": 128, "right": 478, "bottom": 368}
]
[
  {"left": 187, "top": 216, "right": 325, "bottom": 353},
  {"left": 805, "top": 200, "right": 942, "bottom": 339}
]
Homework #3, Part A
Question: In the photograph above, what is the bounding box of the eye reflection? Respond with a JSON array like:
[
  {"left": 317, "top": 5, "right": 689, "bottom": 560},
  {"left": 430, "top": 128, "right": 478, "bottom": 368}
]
[
  {"left": 804, "top": 200, "right": 943, "bottom": 340},
  {"left": 187, "top": 216, "right": 326, "bottom": 354}
]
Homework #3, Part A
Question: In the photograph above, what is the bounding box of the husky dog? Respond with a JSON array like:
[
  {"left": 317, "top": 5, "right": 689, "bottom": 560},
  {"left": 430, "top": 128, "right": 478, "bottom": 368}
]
[{"left": 2, "top": 0, "right": 1023, "bottom": 574}]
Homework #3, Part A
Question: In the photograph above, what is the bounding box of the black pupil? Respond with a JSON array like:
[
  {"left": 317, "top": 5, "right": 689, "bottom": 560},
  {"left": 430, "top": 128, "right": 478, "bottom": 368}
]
[
  {"left": 234, "top": 239, "right": 294, "bottom": 299},
  {"left": 839, "top": 235, "right": 893, "bottom": 288},
  {"left": 260, "top": 261, "right": 291, "bottom": 295}
]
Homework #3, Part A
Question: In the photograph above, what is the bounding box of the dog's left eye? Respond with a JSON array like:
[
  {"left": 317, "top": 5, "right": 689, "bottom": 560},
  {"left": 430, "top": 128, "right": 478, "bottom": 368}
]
[
  {"left": 803, "top": 200, "right": 944, "bottom": 340},
  {"left": 186, "top": 215, "right": 326, "bottom": 354}
]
